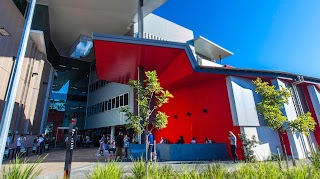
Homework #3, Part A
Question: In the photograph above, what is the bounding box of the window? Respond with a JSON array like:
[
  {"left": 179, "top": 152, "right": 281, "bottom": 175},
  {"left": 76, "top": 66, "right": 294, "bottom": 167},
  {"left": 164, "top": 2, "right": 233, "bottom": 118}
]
[
  {"left": 101, "top": 102, "right": 105, "bottom": 112},
  {"left": 98, "top": 103, "right": 101, "bottom": 113},
  {"left": 116, "top": 96, "right": 120, "bottom": 108},
  {"left": 112, "top": 98, "right": 115, "bottom": 109},
  {"left": 124, "top": 93, "right": 129, "bottom": 106},
  {"left": 94, "top": 105, "right": 97, "bottom": 113},
  {"left": 98, "top": 81, "right": 101, "bottom": 89},
  {"left": 108, "top": 100, "right": 112, "bottom": 110},
  {"left": 120, "top": 95, "right": 124, "bottom": 106},
  {"left": 95, "top": 81, "right": 98, "bottom": 90},
  {"left": 104, "top": 101, "right": 108, "bottom": 111}
]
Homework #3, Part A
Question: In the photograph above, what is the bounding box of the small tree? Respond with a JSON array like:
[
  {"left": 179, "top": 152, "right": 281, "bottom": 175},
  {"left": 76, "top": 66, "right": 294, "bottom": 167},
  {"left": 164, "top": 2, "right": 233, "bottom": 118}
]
[
  {"left": 253, "top": 78, "right": 316, "bottom": 158},
  {"left": 120, "top": 70, "right": 173, "bottom": 176},
  {"left": 238, "top": 133, "right": 261, "bottom": 162}
]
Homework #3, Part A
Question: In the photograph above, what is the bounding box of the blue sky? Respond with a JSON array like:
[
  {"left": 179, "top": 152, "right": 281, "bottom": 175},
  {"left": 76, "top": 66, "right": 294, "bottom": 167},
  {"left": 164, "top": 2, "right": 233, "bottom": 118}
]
[{"left": 154, "top": 0, "right": 320, "bottom": 78}]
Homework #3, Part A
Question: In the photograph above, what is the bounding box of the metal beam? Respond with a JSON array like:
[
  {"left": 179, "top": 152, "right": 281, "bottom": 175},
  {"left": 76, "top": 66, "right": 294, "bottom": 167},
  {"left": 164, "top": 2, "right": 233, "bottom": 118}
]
[{"left": 0, "top": 0, "right": 37, "bottom": 167}]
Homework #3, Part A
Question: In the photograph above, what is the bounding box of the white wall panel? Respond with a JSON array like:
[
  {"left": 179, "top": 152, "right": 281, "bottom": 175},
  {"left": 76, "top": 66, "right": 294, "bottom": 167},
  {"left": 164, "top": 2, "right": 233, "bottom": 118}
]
[
  {"left": 226, "top": 76, "right": 264, "bottom": 126},
  {"left": 307, "top": 85, "right": 320, "bottom": 124},
  {"left": 271, "top": 79, "right": 297, "bottom": 121},
  {"left": 242, "top": 126, "right": 281, "bottom": 160},
  {"left": 271, "top": 79, "right": 309, "bottom": 159}
]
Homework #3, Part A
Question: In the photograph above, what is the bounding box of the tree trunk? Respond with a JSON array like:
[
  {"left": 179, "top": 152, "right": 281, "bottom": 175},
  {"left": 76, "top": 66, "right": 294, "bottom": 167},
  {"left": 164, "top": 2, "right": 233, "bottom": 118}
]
[{"left": 145, "top": 126, "right": 148, "bottom": 178}]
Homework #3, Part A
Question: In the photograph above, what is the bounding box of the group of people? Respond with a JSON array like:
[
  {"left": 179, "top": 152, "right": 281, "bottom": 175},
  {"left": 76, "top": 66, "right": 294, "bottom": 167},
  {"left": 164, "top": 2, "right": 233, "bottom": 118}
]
[
  {"left": 96, "top": 132, "right": 131, "bottom": 160},
  {"left": 158, "top": 131, "right": 239, "bottom": 163},
  {"left": 5, "top": 133, "right": 47, "bottom": 157},
  {"left": 159, "top": 136, "right": 214, "bottom": 144},
  {"left": 94, "top": 130, "right": 239, "bottom": 163},
  {"left": 32, "top": 133, "right": 47, "bottom": 155}
]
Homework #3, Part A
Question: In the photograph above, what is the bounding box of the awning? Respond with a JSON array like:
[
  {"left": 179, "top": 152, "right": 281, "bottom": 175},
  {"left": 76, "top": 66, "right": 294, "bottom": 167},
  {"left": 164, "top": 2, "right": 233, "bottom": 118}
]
[{"left": 193, "top": 36, "right": 233, "bottom": 61}]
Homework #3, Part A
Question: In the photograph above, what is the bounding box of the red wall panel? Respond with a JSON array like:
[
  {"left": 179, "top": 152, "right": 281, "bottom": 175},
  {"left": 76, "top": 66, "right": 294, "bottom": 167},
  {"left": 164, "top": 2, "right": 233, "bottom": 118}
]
[{"left": 154, "top": 77, "right": 243, "bottom": 159}]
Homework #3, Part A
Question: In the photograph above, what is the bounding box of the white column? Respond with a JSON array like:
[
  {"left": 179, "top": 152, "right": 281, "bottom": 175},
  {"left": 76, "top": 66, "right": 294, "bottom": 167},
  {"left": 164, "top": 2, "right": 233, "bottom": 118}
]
[
  {"left": 111, "top": 126, "right": 115, "bottom": 142},
  {"left": 0, "top": 0, "right": 37, "bottom": 168},
  {"left": 271, "top": 79, "right": 306, "bottom": 159}
]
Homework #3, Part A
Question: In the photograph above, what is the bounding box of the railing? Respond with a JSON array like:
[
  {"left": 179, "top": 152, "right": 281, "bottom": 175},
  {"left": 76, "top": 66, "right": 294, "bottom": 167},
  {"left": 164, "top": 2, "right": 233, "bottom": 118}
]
[{"left": 134, "top": 32, "right": 167, "bottom": 41}]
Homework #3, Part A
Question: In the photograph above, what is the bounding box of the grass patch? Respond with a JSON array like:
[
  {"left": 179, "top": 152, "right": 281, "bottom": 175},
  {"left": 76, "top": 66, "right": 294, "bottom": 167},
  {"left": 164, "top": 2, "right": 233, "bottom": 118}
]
[
  {"left": 1, "top": 155, "right": 45, "bottom": 179},
  {"left": 86, "top": 161, "right": 123, "bottom": 179},
  {"left": 86, "top": 152, "right": 320, "bottom": 179}
]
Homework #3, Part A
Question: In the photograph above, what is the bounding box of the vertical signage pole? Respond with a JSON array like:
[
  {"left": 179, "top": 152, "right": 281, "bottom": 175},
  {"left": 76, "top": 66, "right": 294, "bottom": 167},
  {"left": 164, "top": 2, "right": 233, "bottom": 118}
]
[{"left": 63, "top": 119, "right": 76, "bottom": 179}]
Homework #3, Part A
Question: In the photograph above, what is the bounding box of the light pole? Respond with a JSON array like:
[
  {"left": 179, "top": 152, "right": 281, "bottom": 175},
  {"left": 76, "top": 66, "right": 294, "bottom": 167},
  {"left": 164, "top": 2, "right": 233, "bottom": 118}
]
[{"left": 0, "top": 0, "right": 37, "bottom": 167}]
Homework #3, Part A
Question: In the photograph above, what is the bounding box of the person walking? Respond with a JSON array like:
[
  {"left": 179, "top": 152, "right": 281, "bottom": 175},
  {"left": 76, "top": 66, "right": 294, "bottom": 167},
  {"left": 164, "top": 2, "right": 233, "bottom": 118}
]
[
  {"left": 115, "top": 131, "right": 124, "bottom": 160},
  {"left": 228, "top": 131, "right": 238, "bottom": 163}
]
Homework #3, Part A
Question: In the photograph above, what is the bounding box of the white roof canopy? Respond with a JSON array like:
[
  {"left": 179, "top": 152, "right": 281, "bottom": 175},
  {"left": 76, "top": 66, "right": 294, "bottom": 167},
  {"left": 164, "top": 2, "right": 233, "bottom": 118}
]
[
  {"left": 193, "top": 36, "right": 233, "bottom": 61},
  {"left": 35, "top": 0, "right": 167, "bottom": 56}
]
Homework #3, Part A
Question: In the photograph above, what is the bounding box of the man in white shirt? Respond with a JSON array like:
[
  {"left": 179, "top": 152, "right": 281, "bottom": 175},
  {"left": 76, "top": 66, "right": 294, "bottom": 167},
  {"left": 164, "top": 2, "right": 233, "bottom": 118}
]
[
  {"left": 16, "top": 134, "right": 25, "bottom": 156},
  {"left": 228, "top": 131, "right": 238, "bottom": 163},
  {"left": 38, "top": 134, "right": 46, "bottom": 155}
]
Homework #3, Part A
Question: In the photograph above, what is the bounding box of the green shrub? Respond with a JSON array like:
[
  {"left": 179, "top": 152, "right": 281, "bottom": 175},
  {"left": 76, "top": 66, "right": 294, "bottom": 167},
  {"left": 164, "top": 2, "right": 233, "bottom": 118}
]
[
  {"left": 309, "top": 151, "right": 320, "bottom": 170},
  {"left": 178, "top": 165, "right": 202, "bottom": 179},
  {"left": 86, "top": 162, "right": 123, "bottom": 179},
  {"left": 285, "top": 165, "right": 319, "bottom": 179},
  {"left": 130, "top": 158, "right": 146, "bottom": 179},
  {"left": 232, "top": 162, "right": 283, "bottom": 179},
  {"left": 1, "top": 156, "right": 44, "bottom": 179},
  {"left": 157, "top": 165, "right": 176, "bottom": 179},
  {"left": 201, "top": 163, "right": 227, "bottom": 179}
]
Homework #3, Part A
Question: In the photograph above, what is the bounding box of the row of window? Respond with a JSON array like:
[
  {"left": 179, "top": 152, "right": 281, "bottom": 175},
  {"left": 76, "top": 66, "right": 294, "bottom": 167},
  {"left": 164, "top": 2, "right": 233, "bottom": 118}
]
[
  {"left": 87, "top": 93, "right": 129, "bottom": 116},
  {"left": 89, "top": 80, "right": 109, "bottom": 93},
  {"left": 71, "top": 111, "right": 86, "bottom": 119}
]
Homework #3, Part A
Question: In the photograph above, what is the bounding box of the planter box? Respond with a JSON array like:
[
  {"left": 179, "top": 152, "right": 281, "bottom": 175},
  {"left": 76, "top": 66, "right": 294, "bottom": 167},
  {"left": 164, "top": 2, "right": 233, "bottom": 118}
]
[{"left": 129, "top": 143, "right": 230, "bottom": 161}]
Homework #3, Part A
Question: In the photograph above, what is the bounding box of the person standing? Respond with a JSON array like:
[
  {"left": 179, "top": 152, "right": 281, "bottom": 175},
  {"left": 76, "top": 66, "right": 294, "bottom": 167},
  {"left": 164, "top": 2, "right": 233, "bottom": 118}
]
[
  {"left": 147, "top": 131, "right": 155, "bottom": 161},
  {"left": 176, "top": 136, "right": 185, "bottom": 144},
  {"left": 123, "top": 134, "right": 130, "bottom": 159},
  {"left": 205, "top": 137, "right": 212, "bottom": 143},
  {"left": 190, "top": 137, "right": 197, "bottom": 144},
  {"left": 108, "top": 140, "right": 116, "bottom": 157},
  {"left": 16, "top": 134, "right": 25, "bottom": 156},
  {"left": 159, "top": 137, "right": 166, "bottom": 144},
  {"left": 101, "top": 134, "right": 106, "bottom": 143},
  {"left": 6, "top": 134, "right": 11, "bottom": 148},
  {"left": 228, "top": 131, "right": 238, "bottom": 163},
  {"left": 115, "top": 131, "right": 124, "bottom": 160},
  {"left": 38, "top": 134, "right": 46, "bottom": 155},
  {"left": 33, "top": 136, "right": 39, "bottom": 154}
]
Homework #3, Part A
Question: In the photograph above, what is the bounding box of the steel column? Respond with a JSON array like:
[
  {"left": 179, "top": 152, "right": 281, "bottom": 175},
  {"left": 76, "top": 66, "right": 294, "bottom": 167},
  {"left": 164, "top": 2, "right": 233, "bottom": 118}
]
[
  {"left": 138, "top": 0, "right": 144, "bottom": 38},
  {"left": 0, "top": 0, "right": 37, "bottom": 167}
]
